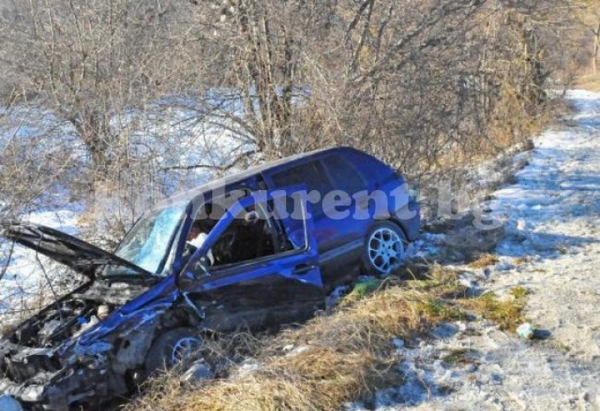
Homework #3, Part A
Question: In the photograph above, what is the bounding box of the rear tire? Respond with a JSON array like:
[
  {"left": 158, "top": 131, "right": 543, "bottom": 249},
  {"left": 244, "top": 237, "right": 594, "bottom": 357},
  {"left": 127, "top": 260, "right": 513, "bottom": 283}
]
[
  {"left": 362, "top": 221, "right": 407, "bottom": 276},
  {"left": 145, "top": 328, "right": 203, "bottom": 373}
]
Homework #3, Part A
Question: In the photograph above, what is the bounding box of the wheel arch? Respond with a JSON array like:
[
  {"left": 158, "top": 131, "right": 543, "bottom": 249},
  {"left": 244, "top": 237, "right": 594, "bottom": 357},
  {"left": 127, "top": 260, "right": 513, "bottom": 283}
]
[{"left": 383, "top": 217, "right": 410, "bottom": 242}]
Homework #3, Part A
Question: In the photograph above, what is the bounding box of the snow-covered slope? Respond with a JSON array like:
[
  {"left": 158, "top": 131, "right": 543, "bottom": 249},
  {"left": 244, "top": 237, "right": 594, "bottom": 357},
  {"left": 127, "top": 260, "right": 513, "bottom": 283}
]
[
  {"left": 351, "top": 90, "right": 600, "bottom": 410},
  {"left": 0, "top": 103, "right": 252, "bottom": 318}
]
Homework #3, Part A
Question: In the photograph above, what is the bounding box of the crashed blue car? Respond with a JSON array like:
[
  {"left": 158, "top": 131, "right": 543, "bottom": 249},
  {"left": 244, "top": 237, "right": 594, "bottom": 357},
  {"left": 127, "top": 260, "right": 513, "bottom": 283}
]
[{"left": 0, "top": 146, "right": 420, "bottom": 410}]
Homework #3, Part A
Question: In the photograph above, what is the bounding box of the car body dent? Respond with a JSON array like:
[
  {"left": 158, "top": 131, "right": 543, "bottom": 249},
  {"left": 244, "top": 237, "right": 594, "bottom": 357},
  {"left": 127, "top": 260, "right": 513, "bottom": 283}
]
[{"left": 69, "top": 298, "right": 174, "bottom": 349}]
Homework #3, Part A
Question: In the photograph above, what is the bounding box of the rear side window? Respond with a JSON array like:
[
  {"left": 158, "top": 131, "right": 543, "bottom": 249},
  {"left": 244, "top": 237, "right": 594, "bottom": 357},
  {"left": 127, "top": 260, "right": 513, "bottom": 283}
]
[
  {"left": 270, "top": 160, "right": 332, "bottom": 215},
  {"left": 346, "top": 150, "right": 395, "bottom": 186},
  {"left": 323, "top": 155, "right": 366, "bottom": 195},
  {"left": 271, "top": 161, "right": 331, "bottom": 193}
]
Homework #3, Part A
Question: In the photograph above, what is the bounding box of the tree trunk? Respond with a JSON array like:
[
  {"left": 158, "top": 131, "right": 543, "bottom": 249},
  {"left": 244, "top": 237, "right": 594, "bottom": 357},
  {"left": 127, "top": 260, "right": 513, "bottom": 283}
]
[
  {"left": 71, "top": 112, "right": 112, "bottom": 180},
  {"left": 593, "top": 23, "right": 600, "bottom": 75}
]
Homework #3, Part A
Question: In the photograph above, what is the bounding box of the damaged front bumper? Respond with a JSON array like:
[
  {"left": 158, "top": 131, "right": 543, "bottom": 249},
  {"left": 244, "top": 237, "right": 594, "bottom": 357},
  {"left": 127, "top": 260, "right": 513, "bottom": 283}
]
[
  {"left": 0, "top": 377, "right": 50, "bottom": 407},
  {"left": 0, "top": 365, "right": 119, "bottom": 411},
  {"left": 0, "top": 340, "right": 121, "bottom": 411}
]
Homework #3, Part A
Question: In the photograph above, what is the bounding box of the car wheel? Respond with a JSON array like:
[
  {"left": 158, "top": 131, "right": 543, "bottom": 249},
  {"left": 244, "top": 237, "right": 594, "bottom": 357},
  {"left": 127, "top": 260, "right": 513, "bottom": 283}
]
[
  {"left": 362, "top": 221, "right": 407, "bottom": 276},
  {"left": 145, "top": 328, "right": 203, "bottom": 373}
]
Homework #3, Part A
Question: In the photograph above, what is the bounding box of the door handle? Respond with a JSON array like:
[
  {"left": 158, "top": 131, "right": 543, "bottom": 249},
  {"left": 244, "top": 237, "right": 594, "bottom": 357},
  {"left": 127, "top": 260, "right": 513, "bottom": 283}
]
[{"left": 293, "top": 263, "right": 314, "bottom": 275}]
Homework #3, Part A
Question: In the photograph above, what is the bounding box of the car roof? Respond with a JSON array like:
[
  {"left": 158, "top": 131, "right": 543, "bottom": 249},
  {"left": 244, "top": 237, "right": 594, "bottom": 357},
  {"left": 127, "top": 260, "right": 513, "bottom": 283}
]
[{"left": 154, "top": 146, "right": 362, "bottom": 208}]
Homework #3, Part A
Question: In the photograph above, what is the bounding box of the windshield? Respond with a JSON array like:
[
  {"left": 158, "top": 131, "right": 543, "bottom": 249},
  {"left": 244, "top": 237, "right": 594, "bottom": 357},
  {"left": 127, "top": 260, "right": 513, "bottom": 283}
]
[{"left": 108, "top": 203, "right": 188, "bottom": 276}]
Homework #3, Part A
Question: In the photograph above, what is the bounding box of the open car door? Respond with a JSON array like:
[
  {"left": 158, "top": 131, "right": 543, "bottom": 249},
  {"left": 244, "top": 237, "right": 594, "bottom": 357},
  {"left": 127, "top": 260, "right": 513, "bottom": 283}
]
[
  {"left": 176, "top": 188, "right": 324, "bottom": 330},
  {"left": 177, "top": 188, "right": 322, "bottom": 294}
]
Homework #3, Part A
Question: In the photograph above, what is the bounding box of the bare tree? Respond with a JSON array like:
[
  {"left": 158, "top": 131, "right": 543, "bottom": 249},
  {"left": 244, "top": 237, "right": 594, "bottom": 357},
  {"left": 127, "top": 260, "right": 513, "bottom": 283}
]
[
  {"left": 0, "top": 0, "right": 582, "bottom": 237},
  {"left": 175, "top": 0, "right": 576, "bottom": 185},
  {"left": 0, "top": 0, "right": 189, "bottom": 177}
]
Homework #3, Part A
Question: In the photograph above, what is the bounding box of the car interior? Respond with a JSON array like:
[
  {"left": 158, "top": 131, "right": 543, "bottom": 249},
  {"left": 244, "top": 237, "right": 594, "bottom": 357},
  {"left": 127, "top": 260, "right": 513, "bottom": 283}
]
[{"left": 187, "top": 201, "right": 280, "bottom": 268}]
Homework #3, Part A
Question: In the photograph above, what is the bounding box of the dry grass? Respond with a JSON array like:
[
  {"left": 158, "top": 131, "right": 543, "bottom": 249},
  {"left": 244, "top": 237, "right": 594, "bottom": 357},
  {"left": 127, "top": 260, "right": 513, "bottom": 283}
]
[
  {"left": 128, "top": 265, "right": 466, "bottom": 411},
  {"left": 513, "top": 256, "right": 531, "bottom": 265},
  {"left": 459, "top": 286, "right": 527, "bottom": 333},
  {"left": 574, "top": 73, "right": 600, "bottom": 92},
  {"left": 128, "top": 267, "right": 529, "bottom": 411},
  {"left": 467, "top": 253, "right": 499, "bottom": 269}
]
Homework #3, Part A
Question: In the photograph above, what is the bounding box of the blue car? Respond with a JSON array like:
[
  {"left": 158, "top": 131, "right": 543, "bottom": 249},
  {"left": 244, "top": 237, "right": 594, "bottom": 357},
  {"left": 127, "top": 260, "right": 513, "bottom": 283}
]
[{"left": 0, "top": 146, "right": 419, "bottom": 411}]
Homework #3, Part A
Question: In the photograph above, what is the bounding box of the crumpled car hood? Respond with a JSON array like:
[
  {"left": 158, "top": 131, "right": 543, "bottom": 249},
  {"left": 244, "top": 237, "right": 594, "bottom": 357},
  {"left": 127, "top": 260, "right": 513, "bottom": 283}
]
[{"left": 2, "top": 222, "right": 153, "bottom": 280}]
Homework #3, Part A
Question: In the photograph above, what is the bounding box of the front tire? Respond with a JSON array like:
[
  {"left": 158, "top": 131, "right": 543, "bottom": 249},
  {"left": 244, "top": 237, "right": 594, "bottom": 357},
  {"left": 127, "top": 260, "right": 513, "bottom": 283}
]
[
  {"left": 362, "top": 221, "right": 407, "bottom": 276},
  {"left": 145, "top": 328, "right": 203, "bottom": 373}
]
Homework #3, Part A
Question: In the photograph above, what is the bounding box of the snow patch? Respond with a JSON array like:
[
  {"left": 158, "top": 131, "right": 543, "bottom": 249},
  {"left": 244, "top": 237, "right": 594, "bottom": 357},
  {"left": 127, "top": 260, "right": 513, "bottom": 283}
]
[{"left": 349, "top": 90, "right": 600, "bottom": 409}]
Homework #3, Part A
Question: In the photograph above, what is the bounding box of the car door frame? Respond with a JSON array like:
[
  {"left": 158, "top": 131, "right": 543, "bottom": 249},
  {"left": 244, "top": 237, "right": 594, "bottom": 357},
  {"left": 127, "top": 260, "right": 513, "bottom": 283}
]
[{"left": 176, "top": 187, "right": 323, "bottom": 295}]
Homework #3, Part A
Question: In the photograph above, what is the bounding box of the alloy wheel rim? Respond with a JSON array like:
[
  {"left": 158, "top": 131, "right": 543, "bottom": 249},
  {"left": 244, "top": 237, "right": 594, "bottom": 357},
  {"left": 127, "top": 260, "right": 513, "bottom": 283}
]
[
  {"left": 170, "top": 337, "right": 202, "bottom": 366},
  {"left": 367, "top": 227, "right": 404, "bottom": 274}
]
